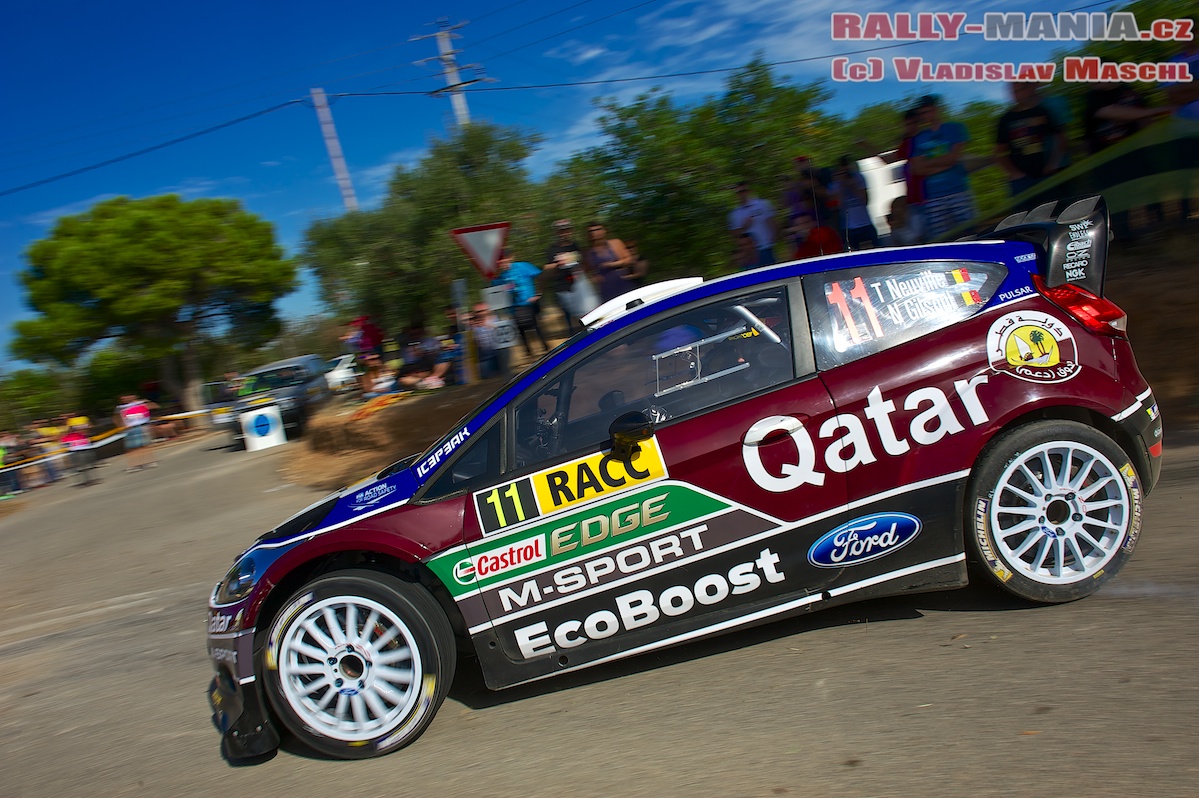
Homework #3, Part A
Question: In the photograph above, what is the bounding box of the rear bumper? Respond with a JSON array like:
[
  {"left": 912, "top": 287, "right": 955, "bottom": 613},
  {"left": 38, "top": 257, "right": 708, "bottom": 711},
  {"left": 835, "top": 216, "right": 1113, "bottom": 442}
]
[{"left": 1112, "top": 388, "right": 1163, "bottom": 493}]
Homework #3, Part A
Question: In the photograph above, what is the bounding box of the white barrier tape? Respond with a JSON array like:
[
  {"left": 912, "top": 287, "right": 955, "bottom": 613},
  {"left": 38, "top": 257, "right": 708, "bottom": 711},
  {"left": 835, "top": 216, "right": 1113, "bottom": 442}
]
[
  {"left": 0, "top": 451, "right": 72, "bottom": 476},
  {"left": 3, "top": 408, "right": 216, "bottom": 476},
  {"left": 0, "top": 432, "right": 129, "bottom": 475}
]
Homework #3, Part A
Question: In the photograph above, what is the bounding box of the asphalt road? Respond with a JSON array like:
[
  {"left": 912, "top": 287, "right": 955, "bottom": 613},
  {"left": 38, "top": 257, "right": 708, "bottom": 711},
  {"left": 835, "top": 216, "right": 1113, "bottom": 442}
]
[{"left": 1, "top": 431, "right": 1196, "bottom": 798}]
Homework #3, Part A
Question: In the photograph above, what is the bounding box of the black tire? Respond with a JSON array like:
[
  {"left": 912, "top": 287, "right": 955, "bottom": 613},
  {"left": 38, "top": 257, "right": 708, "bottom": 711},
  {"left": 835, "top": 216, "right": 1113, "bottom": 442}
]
[
  {"left": 967, "top": 420, "right": 1143, "bottom": 603},
  {"left": 260, "top": 569, "right": 456, "bottom": 759}
]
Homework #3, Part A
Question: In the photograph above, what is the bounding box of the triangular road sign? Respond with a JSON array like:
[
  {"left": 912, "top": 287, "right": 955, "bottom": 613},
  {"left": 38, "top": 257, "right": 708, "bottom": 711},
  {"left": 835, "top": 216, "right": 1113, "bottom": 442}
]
[{"left": 451, "top": 222, "right": 510, "bottom": 280}]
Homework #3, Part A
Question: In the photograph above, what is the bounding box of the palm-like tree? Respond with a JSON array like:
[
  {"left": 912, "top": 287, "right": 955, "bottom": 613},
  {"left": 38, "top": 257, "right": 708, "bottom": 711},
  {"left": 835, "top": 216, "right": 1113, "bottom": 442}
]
[{"left": 1028, "top": 329, "right": 1046, "bottom": 356}]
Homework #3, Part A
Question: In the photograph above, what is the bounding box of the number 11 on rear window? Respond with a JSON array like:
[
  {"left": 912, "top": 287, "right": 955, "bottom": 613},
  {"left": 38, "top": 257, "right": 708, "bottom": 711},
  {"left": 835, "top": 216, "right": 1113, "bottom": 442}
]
[{"left": 827, "top": 276, "right": 884, "bottom": 344}]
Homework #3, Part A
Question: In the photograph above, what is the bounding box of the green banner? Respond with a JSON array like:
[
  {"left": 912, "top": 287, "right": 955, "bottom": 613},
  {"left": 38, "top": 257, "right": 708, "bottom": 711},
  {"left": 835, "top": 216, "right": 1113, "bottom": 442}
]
[{"left": 428, "top": 483, "right": 730, "bottom": 598}]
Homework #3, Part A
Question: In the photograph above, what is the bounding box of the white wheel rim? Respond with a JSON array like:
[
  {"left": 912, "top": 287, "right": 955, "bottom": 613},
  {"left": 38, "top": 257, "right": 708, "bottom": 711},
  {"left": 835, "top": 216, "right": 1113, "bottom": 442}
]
[
  {"left": 990, "top": 440, "right": 1129, "bottom": 585},
  {"left": 277, "top": 596, "right": 422, "bottom": 742}
]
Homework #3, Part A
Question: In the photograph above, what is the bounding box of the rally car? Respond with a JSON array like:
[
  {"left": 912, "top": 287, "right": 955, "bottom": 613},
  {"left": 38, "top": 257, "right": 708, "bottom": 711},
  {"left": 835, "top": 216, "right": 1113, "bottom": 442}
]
[{"left": 207, "top": 196, "right": 1162, "bottom": 760}]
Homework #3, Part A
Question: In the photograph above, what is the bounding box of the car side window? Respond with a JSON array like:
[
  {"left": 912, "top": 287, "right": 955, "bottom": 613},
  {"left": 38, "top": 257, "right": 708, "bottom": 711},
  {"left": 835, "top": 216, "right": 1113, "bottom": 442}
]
[
  {"left": 424, "top": 422, "right": 502, "bottom": 500},
  {"left": 803, "top": 261, "right": 1007, "bottom": 370},
  {"left": 514, "top": 287, "right": 793, "bottom": 470}
]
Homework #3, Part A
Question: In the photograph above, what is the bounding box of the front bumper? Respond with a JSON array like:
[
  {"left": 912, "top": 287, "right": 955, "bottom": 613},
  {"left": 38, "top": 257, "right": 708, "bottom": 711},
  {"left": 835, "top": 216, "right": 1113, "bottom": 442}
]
[{"left": 208, "top": 627, "right": 280, "bottom": 759}]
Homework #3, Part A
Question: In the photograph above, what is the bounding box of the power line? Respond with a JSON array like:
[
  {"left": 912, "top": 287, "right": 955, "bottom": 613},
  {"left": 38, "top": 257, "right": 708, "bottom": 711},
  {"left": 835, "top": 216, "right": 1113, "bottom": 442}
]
[
  {"left": 337, "top": 40, "right": 931, "bottom": 99},
  {"left": 468, "top": 0, "right": 599, "bottom": 50},
  {"left": 469, "top": 0, "right": 538, "bottom": 25},
  {"left": 0, "top": 101, "right": 301, "bottom": 199},
  {"left": 0, "top": 0, "right": 1130, "bottom": 200},
  {"left": 8, "top": 0, "right": 586, "bottom": 157},
  {"left": 481, "top": 0, "right": 665, "bottom": 62},
  {"left": 0, "top": 41, "right": 419, "bottom": 152}
]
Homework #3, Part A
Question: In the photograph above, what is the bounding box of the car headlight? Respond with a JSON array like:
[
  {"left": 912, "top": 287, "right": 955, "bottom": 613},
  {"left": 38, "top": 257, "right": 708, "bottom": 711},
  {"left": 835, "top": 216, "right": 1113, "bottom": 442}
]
[{"left": 215, "top": 554, "right": 257, "bottom": 604}]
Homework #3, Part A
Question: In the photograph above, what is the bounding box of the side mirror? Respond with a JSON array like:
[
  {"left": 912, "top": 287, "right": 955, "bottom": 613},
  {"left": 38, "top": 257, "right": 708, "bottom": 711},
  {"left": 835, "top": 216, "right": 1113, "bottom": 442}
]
[{"left": 609, "top": 410, "right": 654, "bottom": 462}]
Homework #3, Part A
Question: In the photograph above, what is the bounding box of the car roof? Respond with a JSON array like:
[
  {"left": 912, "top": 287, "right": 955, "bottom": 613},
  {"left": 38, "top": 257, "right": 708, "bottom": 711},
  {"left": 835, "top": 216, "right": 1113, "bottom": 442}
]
[
  {"left": 586, "top": 240, "right": 1029, "bottom": 330},
  {"left": 244, "top": 354, "right": 324, "bottom": 375}
]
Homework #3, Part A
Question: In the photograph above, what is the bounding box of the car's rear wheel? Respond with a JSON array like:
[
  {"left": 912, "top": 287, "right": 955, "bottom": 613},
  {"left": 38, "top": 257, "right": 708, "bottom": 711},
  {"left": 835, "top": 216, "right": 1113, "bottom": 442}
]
[
  {"left": 260, "top": 570, "right": 455, "bottom": 759},
  {"left": 967, "top": 421, "right": 1143, "bottom": 603}
]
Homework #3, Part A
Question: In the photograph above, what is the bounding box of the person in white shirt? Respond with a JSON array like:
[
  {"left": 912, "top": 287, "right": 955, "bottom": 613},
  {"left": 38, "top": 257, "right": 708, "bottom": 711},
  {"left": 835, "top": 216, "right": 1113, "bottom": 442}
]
[
  {"left": 727, "top": 181, "right": 778, "bottom": 268},
  {"left": 114, "top": 394, "right": 158, "bottom": 472}
]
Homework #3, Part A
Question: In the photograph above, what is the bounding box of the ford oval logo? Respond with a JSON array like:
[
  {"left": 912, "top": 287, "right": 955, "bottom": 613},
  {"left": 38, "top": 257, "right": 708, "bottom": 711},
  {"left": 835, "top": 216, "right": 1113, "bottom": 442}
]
[{"left": 808, "top": 512, "right": 921, "bottom": 568}]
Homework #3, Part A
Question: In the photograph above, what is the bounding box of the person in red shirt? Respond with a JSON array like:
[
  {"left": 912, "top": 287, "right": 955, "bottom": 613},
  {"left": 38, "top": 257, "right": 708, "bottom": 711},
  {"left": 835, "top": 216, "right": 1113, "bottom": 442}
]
[
  {"left": 114, "top": 394, "right": 158, "bottom": 472},
  {"left": 789, "top": 212, "right": 844, "bottom": 260},
  {"left": 61, "top": 422, "right": 96, "bottom": 486}
]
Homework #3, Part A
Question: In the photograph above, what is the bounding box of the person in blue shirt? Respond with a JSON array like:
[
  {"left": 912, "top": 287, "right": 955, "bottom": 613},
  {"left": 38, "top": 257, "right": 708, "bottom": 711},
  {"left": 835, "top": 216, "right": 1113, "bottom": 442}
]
[
  {"left": 496, "top": 250, "right": 549, "bottom": 357},
  {"left": 910, "top": 95, "right": 975, "bottom": 240}
]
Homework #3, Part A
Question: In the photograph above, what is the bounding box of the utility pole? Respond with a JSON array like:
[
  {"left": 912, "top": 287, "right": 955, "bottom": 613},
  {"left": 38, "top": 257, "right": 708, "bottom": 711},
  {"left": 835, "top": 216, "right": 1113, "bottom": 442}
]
[
  {"left": 412, "top": 19, "right": 488, "bottom": 128},
  {"left": 310, "top": 88, "right": 359, "bottom": 212}
]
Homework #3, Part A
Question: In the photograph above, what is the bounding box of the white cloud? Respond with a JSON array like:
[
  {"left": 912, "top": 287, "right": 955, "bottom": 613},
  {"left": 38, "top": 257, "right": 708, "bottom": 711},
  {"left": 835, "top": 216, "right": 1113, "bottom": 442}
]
[
  {"left": 351, "top": 147, "right": 427, "bottom": 207},
  {"left": 158, "top": 175, "right": 251, "bottom": 197},
  {"left": 642, "top": 18, "right": 735, "bottom": 50},
  {"left": 523, "top": 107, "right": 608, "bottom": 177},
  {"left": 21, "top": 193, "right": 119, "bottom": 227},
  {"left": 547, "top": 40, "right": 610, "bottom": 65}
]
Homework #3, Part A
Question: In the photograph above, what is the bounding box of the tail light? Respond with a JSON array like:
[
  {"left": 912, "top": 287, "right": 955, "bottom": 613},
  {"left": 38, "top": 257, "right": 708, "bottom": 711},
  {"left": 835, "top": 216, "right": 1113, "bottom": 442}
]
[{"left": 1032, "top": 275, "right": 1128, "bottom": 338}]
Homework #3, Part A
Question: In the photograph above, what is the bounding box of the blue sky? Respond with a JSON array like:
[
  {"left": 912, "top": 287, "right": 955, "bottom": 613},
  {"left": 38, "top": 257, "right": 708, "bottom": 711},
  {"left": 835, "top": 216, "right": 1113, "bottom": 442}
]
[{"left": 0, "top": 0, "right": 1161, "bottom": 370}]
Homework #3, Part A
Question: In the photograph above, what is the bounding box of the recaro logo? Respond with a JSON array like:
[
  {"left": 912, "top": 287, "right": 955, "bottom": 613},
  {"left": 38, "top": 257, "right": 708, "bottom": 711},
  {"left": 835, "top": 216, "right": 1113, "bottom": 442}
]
[{"left": 807, "top": 512, "right": 921, "bottom": 567}]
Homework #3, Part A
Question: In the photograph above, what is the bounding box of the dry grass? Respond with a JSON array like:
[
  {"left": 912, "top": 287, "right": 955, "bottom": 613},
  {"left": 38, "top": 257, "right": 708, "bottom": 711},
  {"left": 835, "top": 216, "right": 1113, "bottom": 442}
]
[{"left": 282, "top": 381, "right": 503, "bottom": 491}]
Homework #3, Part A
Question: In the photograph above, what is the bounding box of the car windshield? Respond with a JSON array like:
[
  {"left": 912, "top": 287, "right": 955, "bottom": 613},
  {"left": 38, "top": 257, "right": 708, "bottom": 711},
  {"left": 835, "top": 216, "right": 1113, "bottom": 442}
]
[{"left": 239, "top": 367, "right": 307, "bottom": 395}]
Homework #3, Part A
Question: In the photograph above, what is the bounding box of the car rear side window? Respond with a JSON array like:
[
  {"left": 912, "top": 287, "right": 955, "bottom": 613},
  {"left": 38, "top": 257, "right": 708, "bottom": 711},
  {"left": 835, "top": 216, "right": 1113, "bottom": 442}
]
[{"left": 803, "top": 261, "right": 1006, "bottom": 370}]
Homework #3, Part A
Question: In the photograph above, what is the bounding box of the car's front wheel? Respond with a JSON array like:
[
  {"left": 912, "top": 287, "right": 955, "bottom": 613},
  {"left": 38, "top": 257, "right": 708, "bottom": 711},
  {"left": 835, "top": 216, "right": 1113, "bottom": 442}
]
[
  {"left": 967, "top": 421, "right": 1143, "bottom": 603},
  {"left": 260, "top": 570, "right": 455, "bottom": 758}
]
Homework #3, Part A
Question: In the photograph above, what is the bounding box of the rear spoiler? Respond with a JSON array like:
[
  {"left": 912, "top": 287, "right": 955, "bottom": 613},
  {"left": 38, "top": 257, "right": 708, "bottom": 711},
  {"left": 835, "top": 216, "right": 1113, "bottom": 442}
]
[{"left": 970, "top": 195, "right": 1112, "bottom": 297}]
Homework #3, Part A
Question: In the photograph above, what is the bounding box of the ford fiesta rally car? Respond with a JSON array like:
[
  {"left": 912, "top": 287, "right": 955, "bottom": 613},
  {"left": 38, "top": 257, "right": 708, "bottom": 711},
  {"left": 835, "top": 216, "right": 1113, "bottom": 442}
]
[{"left": 208, "top": 196, "right": 1162, "bottom": 760}]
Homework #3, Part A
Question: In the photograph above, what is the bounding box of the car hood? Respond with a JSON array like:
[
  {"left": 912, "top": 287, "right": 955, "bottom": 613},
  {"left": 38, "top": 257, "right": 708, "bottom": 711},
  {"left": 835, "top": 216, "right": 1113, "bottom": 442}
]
[{"left": 255, "top": 456, "right": 421, "bottom": 546}]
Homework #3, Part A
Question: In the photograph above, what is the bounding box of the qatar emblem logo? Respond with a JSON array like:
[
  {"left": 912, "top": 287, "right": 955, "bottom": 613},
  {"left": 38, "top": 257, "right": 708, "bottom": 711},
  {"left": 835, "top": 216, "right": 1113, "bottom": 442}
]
[{"left": 986, "top": 310, "right": 1080, "bottom": 384}]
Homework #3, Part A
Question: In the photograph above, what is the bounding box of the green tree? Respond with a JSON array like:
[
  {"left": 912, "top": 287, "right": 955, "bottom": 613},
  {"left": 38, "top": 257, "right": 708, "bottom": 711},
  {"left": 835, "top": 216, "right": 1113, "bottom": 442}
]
[
  {"left": 303, "top": 122, "right": 543, "bottom": 334},
  {"left": 0, "top": 368, "right": 71, "bottom": 430},
  {"left": 75, "top": 347, "right": 157, "bottom": 420},
  {"left": 1048, "top": 0, "right": 1196, "bottom": 117},
  {"left": 564, "top": 60, "right": 870, "bottom": 278},
  {"left": 11, "top": 195, "right": 296, "bottom": 410}
]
